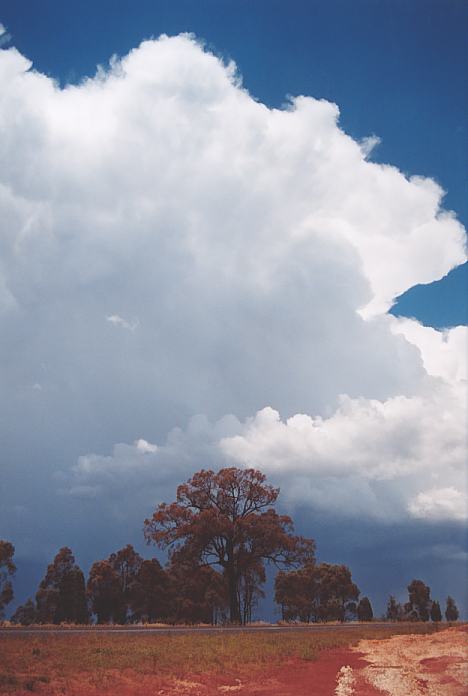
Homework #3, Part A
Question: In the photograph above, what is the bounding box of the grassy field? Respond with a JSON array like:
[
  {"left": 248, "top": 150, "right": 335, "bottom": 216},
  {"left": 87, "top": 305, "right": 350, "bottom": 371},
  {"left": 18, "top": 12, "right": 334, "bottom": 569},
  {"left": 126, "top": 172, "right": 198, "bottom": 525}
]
[{"left": 0, "top": 623, "right": 443, "bottom": 694}]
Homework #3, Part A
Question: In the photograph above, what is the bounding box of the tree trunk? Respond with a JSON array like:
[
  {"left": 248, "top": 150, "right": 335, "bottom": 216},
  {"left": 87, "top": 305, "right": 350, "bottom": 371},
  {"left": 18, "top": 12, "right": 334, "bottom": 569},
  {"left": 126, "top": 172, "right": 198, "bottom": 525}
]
[
  {"left": 226, "top": 543, "right": 240, "bottom": 624},
  {"left": 228, "top": 571, "right": 240, "bottom": 623}
]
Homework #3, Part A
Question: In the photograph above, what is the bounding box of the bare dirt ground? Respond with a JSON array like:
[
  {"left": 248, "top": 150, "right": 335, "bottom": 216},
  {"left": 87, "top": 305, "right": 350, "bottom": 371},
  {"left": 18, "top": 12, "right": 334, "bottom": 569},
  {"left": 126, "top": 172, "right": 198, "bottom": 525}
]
[
  {"left": 0, "top": 626, "right": 465, "bottom": 695},
  {"left": 356, "top": 626, "right": 467, "bottom": 696}
]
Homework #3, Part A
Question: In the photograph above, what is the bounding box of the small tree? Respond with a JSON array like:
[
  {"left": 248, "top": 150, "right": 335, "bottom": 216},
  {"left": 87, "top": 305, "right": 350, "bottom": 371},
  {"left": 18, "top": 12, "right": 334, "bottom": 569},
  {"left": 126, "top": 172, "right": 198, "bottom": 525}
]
[
  {"left": 386, "top": 595, "right": 402, "bottom": 621},
  {"left": 239, "top": 559, "right": 265, "bottom": 624},
  {"left": 0, "top": 540, "right": 16, "bottom": 620},
  {"left": 274, "top": 562, "right": 318, "bottom": 622},
  {"left": 405, "top": 579, "right": 431, "bottom": 621},
  {"left": 108, "top": 545, "right": 143, "bottom": 623},
  {"left": 36, "top": 547, "right": 88, "bottom": 624},
  {"left": 445, "top": 596, "right": 459, "bottom": 622},
  {"left": 130, "top": 558, "right": 170, "bottom": 623},
  {"left": 357, "top": 596, "right": 373, "bottom": 622},
  {"left": 11, "top": 599, "right": 37, "bottom": 626},
  {"left": 316, "top": 563, "right": 359, "bottom": 622},
  {"left": 87, "top": 545, "right": 146, "bottom": 624},
  {"left": 87, "top": 560, "right": 123, "bottom": 624},
  {"left": 430, "top": 600, "right": 442, "bottom": 623}
]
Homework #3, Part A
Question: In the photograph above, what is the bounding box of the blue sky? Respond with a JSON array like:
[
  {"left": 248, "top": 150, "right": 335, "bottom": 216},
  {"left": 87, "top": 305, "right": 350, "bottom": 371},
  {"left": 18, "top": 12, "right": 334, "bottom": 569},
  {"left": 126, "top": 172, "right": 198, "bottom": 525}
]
[
  {"left": 2, "top": 0, "right": 466, "bottom": 326},
  {"left": 0, "top": 1, "right": 466, "bottom": 619}
]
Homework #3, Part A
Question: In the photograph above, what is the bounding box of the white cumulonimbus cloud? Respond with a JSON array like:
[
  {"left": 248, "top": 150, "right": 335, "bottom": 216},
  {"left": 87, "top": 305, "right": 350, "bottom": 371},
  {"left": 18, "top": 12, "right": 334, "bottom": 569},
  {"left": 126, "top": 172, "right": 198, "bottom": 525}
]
[
  {"left": 0, "top": 34, "right": 466, "bottom": 541},
  {"left": 65, "top": 325, "right": 467, "bottom": 522}
]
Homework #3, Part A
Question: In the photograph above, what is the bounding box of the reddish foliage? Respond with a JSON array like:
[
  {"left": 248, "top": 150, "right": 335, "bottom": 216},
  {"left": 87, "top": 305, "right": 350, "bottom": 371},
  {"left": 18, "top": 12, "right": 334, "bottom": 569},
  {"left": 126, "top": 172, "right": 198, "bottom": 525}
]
[
  {"left": 36, "top": 547, "right": 88, "bottom": 624},
  {"left": 144, "top": 467, "right": 315, "bottom": 623},
  {"left": 275, "top": 561, "right": 360, "bottom": 622}
]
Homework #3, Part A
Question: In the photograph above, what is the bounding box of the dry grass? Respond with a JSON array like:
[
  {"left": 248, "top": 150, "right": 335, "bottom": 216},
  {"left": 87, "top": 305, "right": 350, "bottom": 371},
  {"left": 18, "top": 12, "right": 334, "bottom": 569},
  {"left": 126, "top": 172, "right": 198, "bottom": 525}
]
[{"left": 0, "top": 623, "right": 443, "bottom": 693}]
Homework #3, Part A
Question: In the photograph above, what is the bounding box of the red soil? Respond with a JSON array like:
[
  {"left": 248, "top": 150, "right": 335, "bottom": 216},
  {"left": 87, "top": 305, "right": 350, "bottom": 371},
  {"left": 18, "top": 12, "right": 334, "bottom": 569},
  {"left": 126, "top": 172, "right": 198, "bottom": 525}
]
[
  {"left": 2, "top": 628, "right": 465, "bottom": 695},
  {"left": 1, "top": 647, "right": 382, "bottom": 695}
]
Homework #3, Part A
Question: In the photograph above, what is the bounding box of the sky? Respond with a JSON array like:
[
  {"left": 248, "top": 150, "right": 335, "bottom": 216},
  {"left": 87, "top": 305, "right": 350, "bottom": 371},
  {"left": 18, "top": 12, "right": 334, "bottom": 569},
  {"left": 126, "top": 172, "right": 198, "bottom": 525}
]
[{"left": 0, "top": 1, "right": 467, "bottom": 619}]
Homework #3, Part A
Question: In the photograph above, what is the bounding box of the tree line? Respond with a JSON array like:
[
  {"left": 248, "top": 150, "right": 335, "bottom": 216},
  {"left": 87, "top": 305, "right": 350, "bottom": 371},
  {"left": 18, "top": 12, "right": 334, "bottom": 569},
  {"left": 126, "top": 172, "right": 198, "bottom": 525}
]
[
  {"left": 0, "top": 468, "right": 461, "bottom": 625},
  {"left": 385, "top": 580, "right": 459, "bottom": 623}
]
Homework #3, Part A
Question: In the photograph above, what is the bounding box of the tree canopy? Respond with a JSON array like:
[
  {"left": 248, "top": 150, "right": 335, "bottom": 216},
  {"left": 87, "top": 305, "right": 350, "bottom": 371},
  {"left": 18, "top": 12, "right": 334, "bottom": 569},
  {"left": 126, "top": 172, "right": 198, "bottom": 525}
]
[
  {"left": 35, "top": 547, "right": 88, "bottom": 624},
  {"left": 87, "top": 560, "right": 124, "bottom": 624},
  {"left": 430, "top": 600, "right": 442, "bottom": 623},
  {"left": 385, "top": 595, "right": 403, "bottom": 621},
  {"left": 445, "top": 596, "right": 459, "bottom": 622},
  {"left": 144, "top": 467, "right": 315, "bottom": 623},
  {"left": 87, "top": 545, "right": 173, "bottom": 624},
  {"left": 357, "top": 596, "right": 373, "bottom": 622},
  {"left": 405, "top": 579, "right": 431, "bottom": 622},
  {"left": 132, "top": 558, "right": 170, "bottom": 623},
  {"left": 11, "top": 598, "right": 37, "bottom": 626},
  {"left": 274, "top": 561, "right": 360, "bottom": 622}
]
